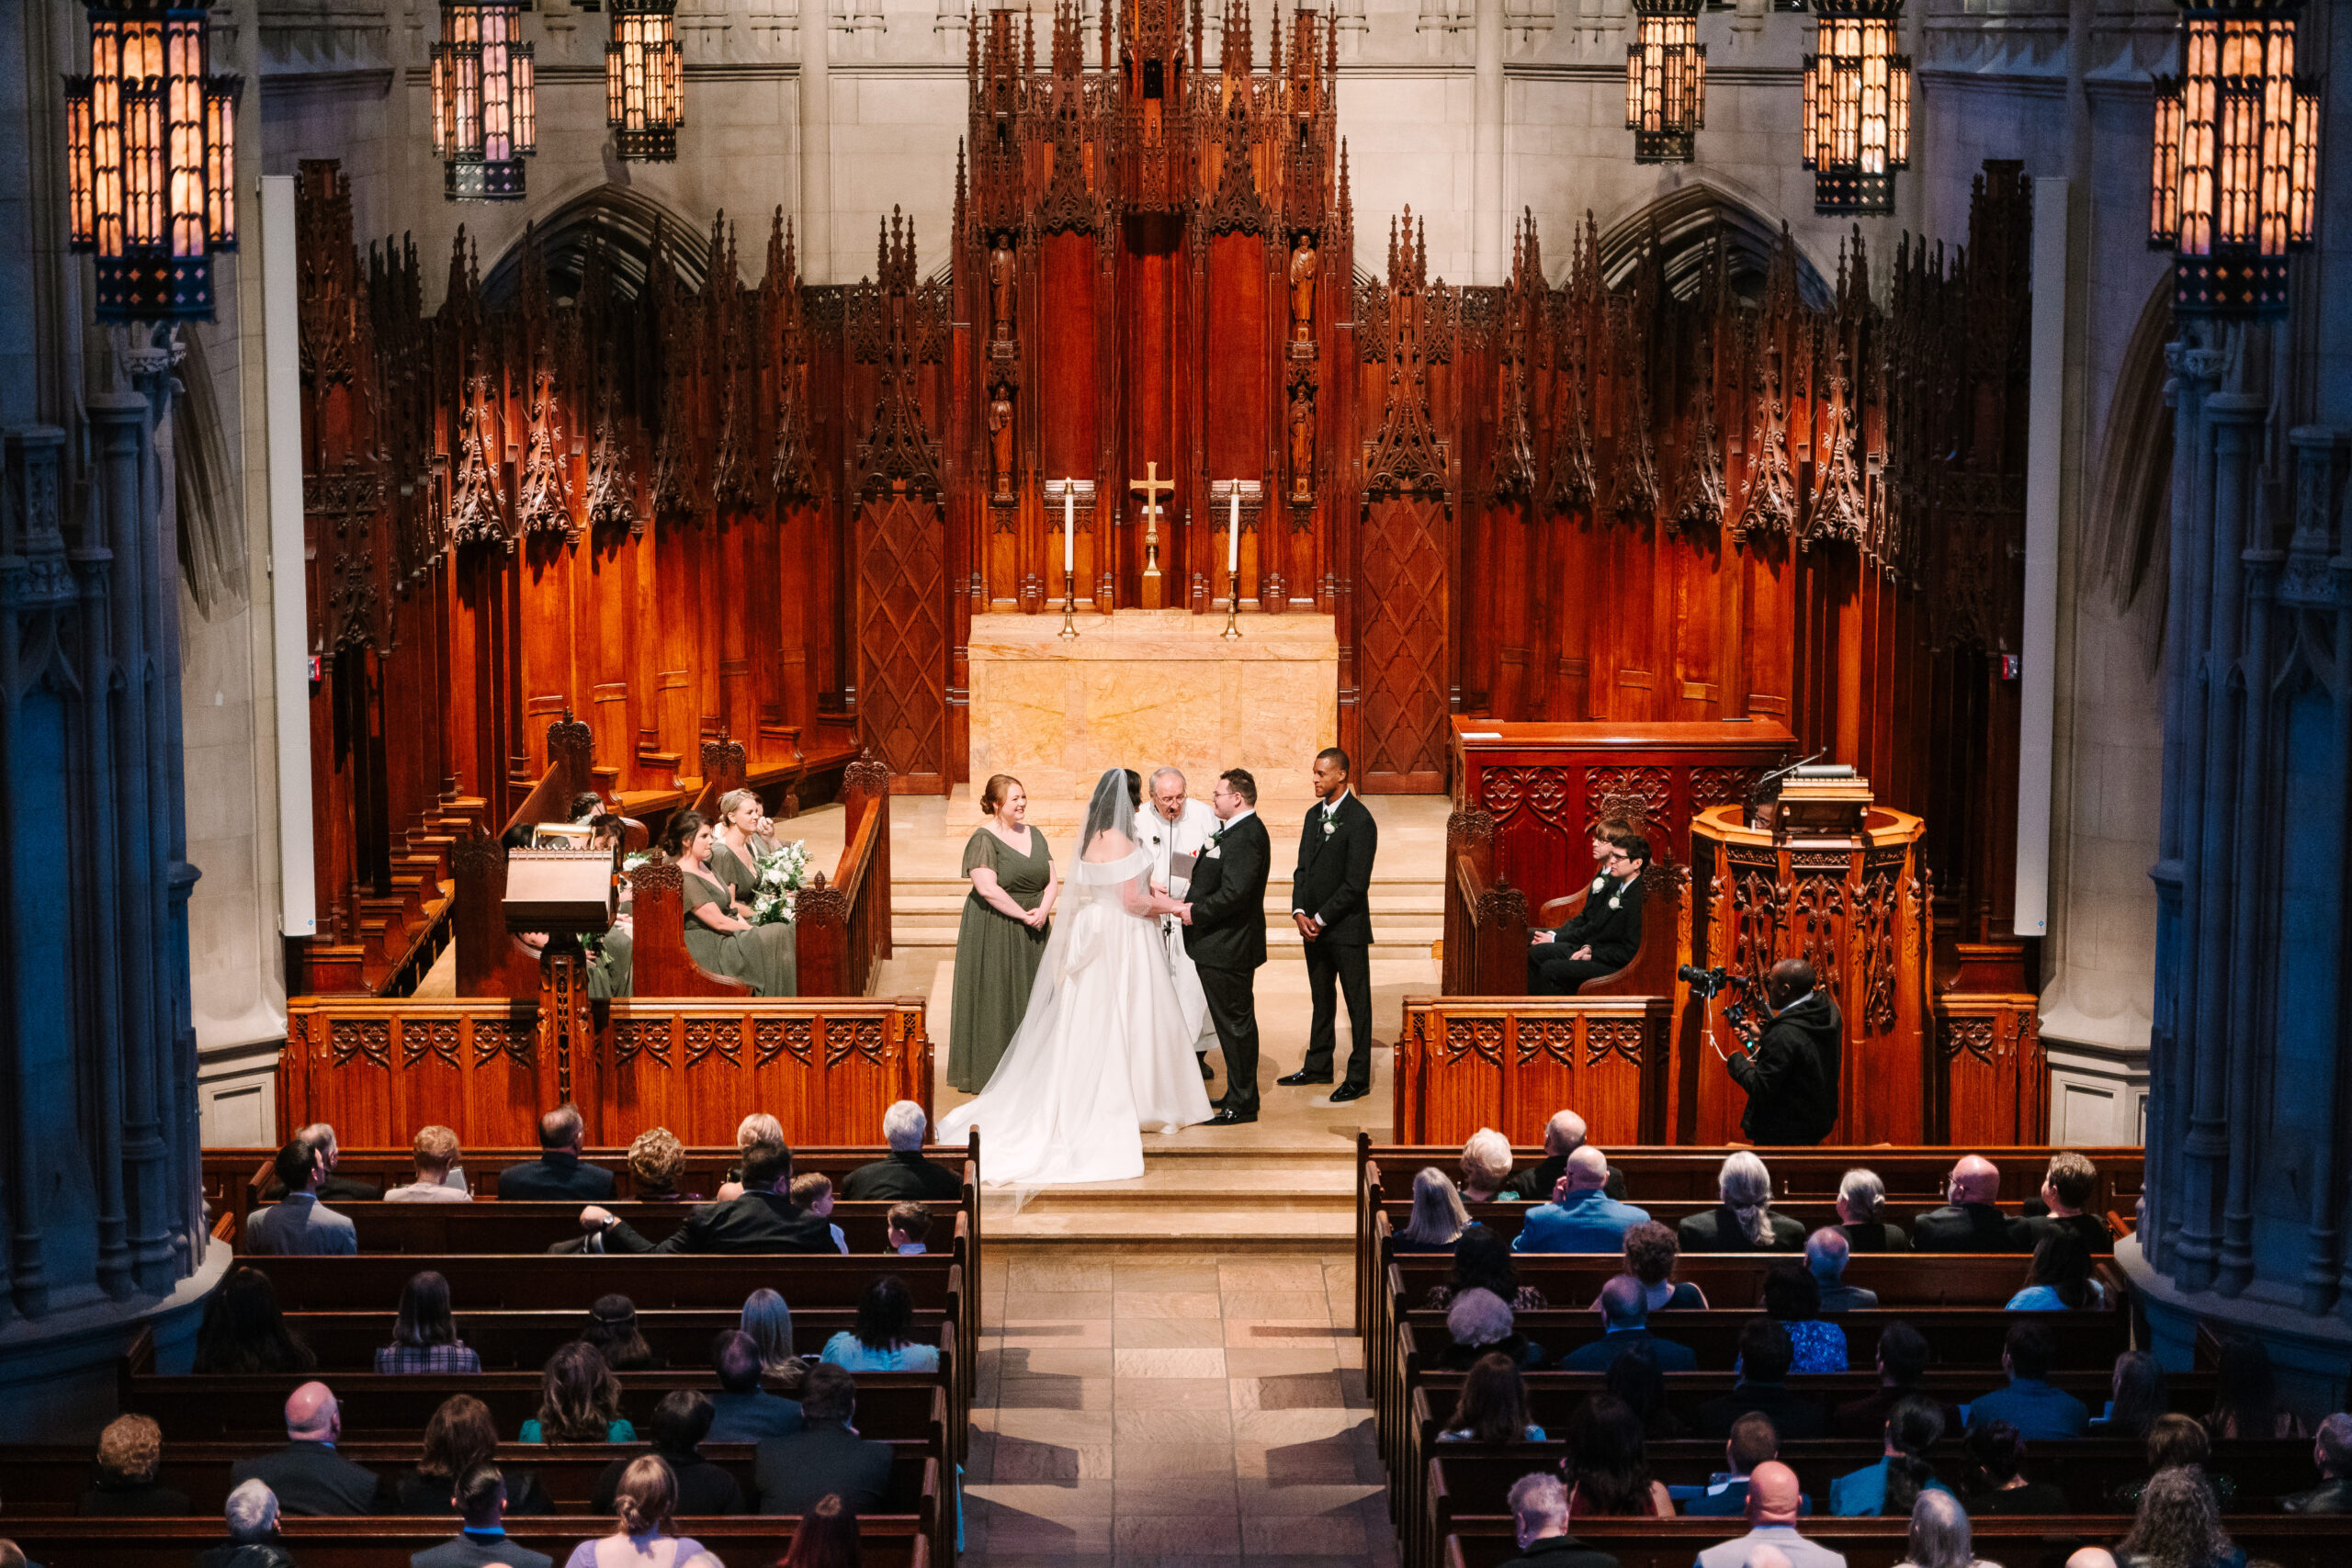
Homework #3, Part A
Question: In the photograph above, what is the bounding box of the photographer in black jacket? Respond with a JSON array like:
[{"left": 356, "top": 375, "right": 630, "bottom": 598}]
[{"left": 1725, "top": 958, "right": 1842, "bottom": 1146}]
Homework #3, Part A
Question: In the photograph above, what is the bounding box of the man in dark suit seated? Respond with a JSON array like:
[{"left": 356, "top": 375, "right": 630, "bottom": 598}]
[
  {"left": 2015, "top": 1151, "right": 2116, "bottom": 1254},
  {"left": 705, "top": 1330, "right": 805, "bottom": 1441},
  {"left": 752, "top": 1362, "right": 896, "bottom": 1516},
  {"left": 1963, "top": 1323, "right": 2088, "bottom": 1440},
  {"left": 243, "top": 1138, "right": 359, "bottom": 1258},
  {"left": 1503, "top": 1109, "right": 1629, "bottom": 1202},
  {"left": 1526, "top": 834, "right": 1647, "bottom": 995},
  {"left": 492, "top": 1104, "right": 618, "bottom": 1201},
  {"left": 1557, "top": 1274, "right": 1697, "bottom": 1371},
  {"left": 582, "top": 1143, "right": 833, "bottom": 1254},
  {"left": 593, "top": 1392, "right": 746, "bottom": 1517},
  {"left": 1911, "top": 1155, "right": 2030, "bottom": 1252},
  {"left": 409, "top": 1465, "right": 552, "bottom": 1568},
  {"left": 1804, "top": 1229, "right": 1878, "bottom": 1312},
  {"left": 230, "top": 1382, "right": 384, "bottom": 1515},
  {"left": 1697, "top": 1320, "right": 1824, "bottom": 1440},
  {"left": 2282, "top": 1414, "right": 2352, "bottom": 1513},
  {"left": 839, "top": 1100, "right": 965, "bottom": 1202},
  {"left": 1829, "top": 1321, "right": 1960, "bottom": 1440},
  {"left": 1680, "top": 1414, "right": 1813, "bottom": 1518},
  {"left": 1488, "top": 1473, "right": 1619, "bottom": 1568}
]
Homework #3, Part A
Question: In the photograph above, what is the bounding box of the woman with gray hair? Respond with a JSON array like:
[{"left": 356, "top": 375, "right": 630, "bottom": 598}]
[
  {"left": 1894, "top": 1489, "right": 1996, "bottom": 1568},
  {"left": 1438, "top": 1286, "right": 1537, "bottom": 1370},
  {"left": 1459, "top": 1128, "right": 1515, "bottom": 1205},
  {"left": 1396, "top": 1168, "right": 1472, "bottom": 1253},
  {"left": 197, "top": 1480, "right": 296, "bottom": 1568},
  {"left": 1679, "top": 1150, "right": 1804, "bottom": 1251},
  {"left": 1838, "top": 1167, "right": 1912, "bottom": 1250}
]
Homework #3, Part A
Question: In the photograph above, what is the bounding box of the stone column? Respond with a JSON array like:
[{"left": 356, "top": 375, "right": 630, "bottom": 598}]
[
  {"left": 800, "top": 0, "right": 833, "bottom": 285},
  {"left": 1471, "top": 0, "right": 1505, "bottom": 287}
]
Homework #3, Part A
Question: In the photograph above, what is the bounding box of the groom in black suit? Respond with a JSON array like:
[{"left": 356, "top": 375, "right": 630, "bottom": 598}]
[
  {"left": 1182, "top": 769, "right": 1272, "bottom": 1125},
  {"left": 1281, "top": 747, "right": 1379, "bottom": 1101}
]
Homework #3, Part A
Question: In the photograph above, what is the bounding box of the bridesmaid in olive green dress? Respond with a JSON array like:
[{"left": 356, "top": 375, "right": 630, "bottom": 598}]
[
  {"left": 947, "top": 774, "right": 1058, "bottom": 1092},
  {"left": 664, "top": 811, "right": 797, "bottom": 997},
  {"left": 710, "top": 789, "right": 767, "bottom": 903}
]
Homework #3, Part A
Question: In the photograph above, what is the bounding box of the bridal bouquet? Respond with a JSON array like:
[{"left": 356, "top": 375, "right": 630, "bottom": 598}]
[{"left": 748, "top": 840, "right": 811, "bottom": 927}]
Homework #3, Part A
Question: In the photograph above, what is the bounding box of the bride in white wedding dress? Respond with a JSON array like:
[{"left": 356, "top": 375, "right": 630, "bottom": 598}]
[{"left": 937, "top": 769, "right": 1215, "bottom": 1186}]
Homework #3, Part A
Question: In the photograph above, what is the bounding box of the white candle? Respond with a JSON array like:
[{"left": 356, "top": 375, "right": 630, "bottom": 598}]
[
  {"left": 1063, "top": 484, "right": 1075, "bottom": 577},
  {"left": 1227, "top": 486, "right": 1240, "bottom": 581}
]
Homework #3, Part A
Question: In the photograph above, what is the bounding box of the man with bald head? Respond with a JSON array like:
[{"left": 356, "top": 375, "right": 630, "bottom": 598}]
[
  {"left": 229, "top": 1382, "right": 384, "bottom": 1514},
  {"left": 1912, "top": 1155, "right": 2031, "bottom": 1251},
  {"left": 492, "top": 1104, "right": 617, "bottom": 1201},
  {"left": 2063, "top": 1551, "right": 2118, "bottom": 1568},
  {"left": 1693, "top": 1461, "right": 1847, "bottom": 1568},
  {"left": 1559, "top": 1273, "right": 1696, "bottom": 1371},
  {"left": 1512, "top": 1145, "right": 1650, "bottom": 1254},
  {"left": 1505, "top": 1109, "right": 1628, "bottom": 1202},
  {"left": 1724, "top": 958, "right": 1842, "bottom": 1145}
]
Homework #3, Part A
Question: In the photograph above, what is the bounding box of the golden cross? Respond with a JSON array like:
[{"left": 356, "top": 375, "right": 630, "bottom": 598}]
[{"left": 1128, "top": 460, "right": 1174, "bottom": 523}]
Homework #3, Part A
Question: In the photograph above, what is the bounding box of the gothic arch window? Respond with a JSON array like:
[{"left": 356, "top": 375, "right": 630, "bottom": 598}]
[
  {"left": 480, "top": 186, "right": 715, "bottom": 306},
  {"left": 1593, "top": 186, "right": 1831, "bottom": 310}
]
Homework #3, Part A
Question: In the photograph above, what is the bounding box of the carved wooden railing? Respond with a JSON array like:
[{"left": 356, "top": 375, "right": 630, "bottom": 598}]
[
  {"left": 797, "top": 751, "right": 893, "bottom": 998},
  {"left": 1392, "top": 995, "right": 1672, "bottom": 1146}
]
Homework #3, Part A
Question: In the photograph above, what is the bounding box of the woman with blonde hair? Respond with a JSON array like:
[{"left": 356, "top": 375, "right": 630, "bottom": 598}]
[
  {"left": 1458, "top": 1128, "right": 1514, "bottom": 1204},
  {"left": 628, "top": 1127, "right": 695, "bottom": 1201},
  {"left": 711, "top": 788, "right": 773, "bottom": 903},
  {"left": 1394, "top": 1167, "right": 1472, "bottom": 1253},
  {"left": 80, "top": 1414, "right": 189, "bottom": 1515},
  {"left": 561, "top": 1454, "right": 708, "bottom": 1568},
  {"left": 663, "top": 811, "right": 796, "bottom": 996},
  {"left": 1679, "top": 1150, "right": 1804, "bottom": 1251},
  {"left": 946, "top": 773, "right": 1057, "bottom": 1092}
]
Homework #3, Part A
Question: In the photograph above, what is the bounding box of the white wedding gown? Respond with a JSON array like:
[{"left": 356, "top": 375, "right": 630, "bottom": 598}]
[{"left": 937, "top": 840, "right": 1214, "bottom": 1187}]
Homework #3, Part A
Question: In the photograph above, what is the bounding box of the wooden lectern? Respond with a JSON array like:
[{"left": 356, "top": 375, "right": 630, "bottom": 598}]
[{"left": 503, "top": 848, "right": 618, "bottom": 1108}]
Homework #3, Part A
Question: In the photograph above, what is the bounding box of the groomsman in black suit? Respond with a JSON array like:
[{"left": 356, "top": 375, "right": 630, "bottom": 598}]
[
  {"left": 1281, "top": 747, "right": 1379, "bottom": 1102},
  {"left": 1182, "top": 770, "right": 1272, "bottom": 1125},
  {"left": 1526, "top": 833, "right": 1649, "bottom": 995}
]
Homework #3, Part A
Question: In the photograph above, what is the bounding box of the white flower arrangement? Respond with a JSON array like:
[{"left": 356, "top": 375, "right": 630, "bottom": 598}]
[
  {"left": 747, "top": 840, "right": 811, "bottom": 927},
  {"left": 623, "top": 851, "right": 652, "bottom": 873}
]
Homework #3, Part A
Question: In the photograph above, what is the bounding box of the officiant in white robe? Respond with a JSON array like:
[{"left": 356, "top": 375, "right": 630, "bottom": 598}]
[{"left": 1135, "top": 767, "right": 1224, "bottom": 1073}]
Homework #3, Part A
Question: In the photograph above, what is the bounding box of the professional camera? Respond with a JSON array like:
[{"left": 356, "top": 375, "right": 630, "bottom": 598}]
[{"left": 1677, "top": 964, "right": 1757, "bottom": 1031}]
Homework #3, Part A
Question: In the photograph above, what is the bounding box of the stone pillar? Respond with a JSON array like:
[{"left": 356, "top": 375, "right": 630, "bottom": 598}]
[
  {"left": 1471, "top": 0, "right": 1505, "bottom": 287},
  {"left": 800, "top": 0, "right": 834, "bottom": 285}
]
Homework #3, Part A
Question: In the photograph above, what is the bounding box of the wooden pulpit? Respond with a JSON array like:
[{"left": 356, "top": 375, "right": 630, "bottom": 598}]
[{"left": 503, "top": 849, "right": 620, "bottom": 1107}]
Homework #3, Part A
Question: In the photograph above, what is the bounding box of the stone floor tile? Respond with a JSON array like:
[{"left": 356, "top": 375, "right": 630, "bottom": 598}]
[
  {"left": 1001, "top": 1288, "right": 1117, "bottom": 1321},
  {"left": 1113, "top": 1375, "right": 1236, "bottom": 1410},
  {"left": 1227, "top": 1371, "right": 1346, "bottom": 1411},
  {"left": 1114, "top": 1289, "right": 1227, "bottom": 1319},
  {"left": 1113, "top": 1347, "right": 1229, "bottom": 1378},
  {"left": 1112, "top": 1406, "right": 1236, "bottom": 1445},
  {"left": 1114, "top": 1316, "right": 1228, "bottom": 1349},
  {"left": 1112, "top": 1475, "right": 1243, "bottom": 1514},
  {"left": 1223, "top": 1345, "right": 1342, "bottom": 1377},
  {"left": 967, "top": 1480, "right": 1119, "bottom": 1517},
  {"left": 1218, "top": 1260, "right": 1336, "bottom": 1292},
  {"left": 1112, "top": 1263, "right": 1225, "bottom": 1291},
  {"left": 1113, "top": 1514, "right": 1244, "bottom": 1554},
  {"left": 1232, "top": 1480, "right": 1389, "bottom": 1515},
  {"left": 998, "top": 1346, "right": 1117, "bottom": 1377},
  {"left": 1008, "top": 1258, "right": 1117, "bottom": 1292},
  {"left": 994, "top": 1373, "right": 1114, "bottom": 1410},
  {"left": 984, "top": 1436, "right": 1098, "bottom": 1483},
  {"left": 1001, "top": 1317, "right": 1115, "bottom": 1348},
  {"left": 1224, "top": 1321, "right": 1340, "bottom": 1350},
  {"left": 1231, "top": 1408, "right": 1373, "bottom": 1446},
  {"left": 974, "top": 1513, "right": 1116, "bottom": 1553},
  {"left": 1109, "top": 1438, "right": 1244, "bottom": 1477},
  {"left": 964, "top": 1554, "right": 1114, "bottom": 1568},
  {"left": 1241, "top": 1513, "right": 1371, "bottom": 1554},
  {"left": 1218, "top": 1290, "right": 1334, "bottom": 1322},
  {"left": 1232, "top": 1439, "right": 1371, "bottom": 1485}
]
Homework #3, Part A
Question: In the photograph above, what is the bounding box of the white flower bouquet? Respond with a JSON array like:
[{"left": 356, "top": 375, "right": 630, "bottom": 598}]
[{"left": 747, "top": 840, "right": 811, "bottom": 927}]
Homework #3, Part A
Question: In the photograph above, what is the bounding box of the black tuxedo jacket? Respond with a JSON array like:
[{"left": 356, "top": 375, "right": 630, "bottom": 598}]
[
  {"left": 492, "top": 1151, "right": 617, "bottom": 1201},
  {"left": 1293, "top": 793, "right": 1378, "bottom": 945},
  {"left": 1545, "top": 874, "right": 1645, "bottom": 970},
  {"left": 230, "top": 1441, "right": 384, "bottom": 1516},
  {"left": 1911, "top": 1201, "right": 2030, "bottom": 1253},
  {"left": 605, "top": 1190, "right": 838, "bottom": 1254},
  {"left": 1182, "top": 812, "right": 1271, "bottom": 971},
  {"left": 752, "top": 1422, "right": 897, "bottom": 1516}
]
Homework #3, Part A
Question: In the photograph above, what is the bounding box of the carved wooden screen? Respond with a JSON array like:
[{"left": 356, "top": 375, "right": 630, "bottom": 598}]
[
  {"left": 857, "top": 493, "right": 949, "bottom": 790},
  {"left": 1357, "top": 495, "right": 1451, "bottom": 790}
]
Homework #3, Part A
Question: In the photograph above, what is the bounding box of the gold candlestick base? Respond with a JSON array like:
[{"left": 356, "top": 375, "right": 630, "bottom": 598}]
[
  {"left": 1058, "top": 584, "right": 1080, "bottom": 639},
  {"left": 1221, "top": 599, "right": 1242, "bottom": 639}
]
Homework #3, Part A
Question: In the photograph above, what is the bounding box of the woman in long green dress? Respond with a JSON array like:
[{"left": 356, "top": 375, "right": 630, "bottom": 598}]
[
  {"left": 710, "top": 789, "right": 767, "bottom": 904},
  {"left": 947, "top": 774, "right": 1057, "bottom": 1092},
  {"left": 664, "top": 811, "right": 797, "bottom": 997}
]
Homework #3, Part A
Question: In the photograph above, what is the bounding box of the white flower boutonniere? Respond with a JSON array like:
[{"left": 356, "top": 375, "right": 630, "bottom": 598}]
[
  {"left": 1607, "top": 894, "right": 1622, "bottom": 909},
  {"left": 1322, "top": 818, "right": 1336, "bottom": 837}
]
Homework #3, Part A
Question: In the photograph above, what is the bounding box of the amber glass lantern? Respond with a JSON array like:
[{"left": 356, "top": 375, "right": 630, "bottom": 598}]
[
  {"left": 1625, "top": 0, "right": 1705, "bottom": 164},
  {"left": 2149, "top": 0, "right": 2320, "bottom": 316},
  {"left": 1800, "top": 0, "right": 1911, "bottom": 214},
  {"left": 64, "top": 0, "right": 240, "bottom": 321},
  {"left": 432, "top": 0, "right": 537, "bottom": 200},
  {"left": 607, "top": 0, "right": 684, "bottom": 162}
]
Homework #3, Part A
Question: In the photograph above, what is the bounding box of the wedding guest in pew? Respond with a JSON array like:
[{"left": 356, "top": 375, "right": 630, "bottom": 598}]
[
  {"left": 886, "top": 1202, "right": 932, "bottom": 1256},
  {"left": 707, "top": 1331, "right": 806, "bottom": 1442},
  {"left": 519, "top": 1343, "right": 635, "bottom": 1444},
  {"left": 1506, "top": 1110, "right": 1629, "bottom": 1203},
  {"left": 1513, "top": 1147, "right": 1650, "bottom": 1255},
  {"left": 790, "top": 1173, "right": 851, "bottom": 1254},
  {"left": 385, "top": 1127, "right": 471, "bottom": 1203},
  {"left": 1679, "top": 1151, "right": 1804, "bottom": 1254},
  {"left": 1699, "top": 1321, "right": 1825, "bottom": 1440},
  {"left": 1834, "top": 1170, "right": 1910, "bottom": 1253},
  {"left": 1608, "top": 1222, "right": 1708, "bottom": 1313},
  {"left": 752, "top": 1365, "right": 895, "bottom": 1517},
  {"left": 668, "top": 811, "right": 797, "bottom": 997},
  {"left": 1829, "top": 1396, "right": 1951, "bottom": 1517},
  {"left": 1831, "top": 1324, "right": 1961, "bottom": 1442},
  {"left": 1805, "top": 1230, "right": 1877, "bottom": 1312},
  {"left": 254, "top": 1123, "right": 380, "bottom": 1204},
  {"left": 564, "top": 1456, "right": 707, "bottom": 1568},
  {"left": 1912, "top": 1156, "right": 2030, "bottom": 1253},
  {"left": 1894, "top": 1490, "right": 1996, "bottom": 1568},
  {"left": 1964, "top": 1322, "right": 2088, "bottom": 1440},
  {"left": 580, "top": 1295, "right": 665, "bottom": 1371},
  {"left": 2107, "top": 1416, "right": 2239, "bottom": 1513},
  {"left": 593, "top": 1393, "right": 745, "bottom": 1518},
  {"left": 712, "top": 790, "right": 770, "bottom": 904},
  {"left": 198, "top": 1480, "right": 298, "bottom": 1568},
  {"left": 740, "top": 1289, "right": 808, "bottom": 1396},
  {"left": 1491, "top": 1473, "right": 1618, "bottom": 1568},
  {"left": 2118, "top": 1464, "right": 2246, "bottom": 1568},
  {"left": 230, "top": 1382, "right": 386, "bottom": 1515},
  {"left": 2092, "top": 1352, "right": 2170, "bottom": 1440},
  {"left": 779, "top": 1495, "right": 861, "bottom": 1568},
  {"left": 1442, "top": 1288, "right": 1541, "bottom": 1371},
  {"left": 1394, "top": 1168, "right": 1473, "bottom": 1255},
  {"left": 2281, "top": 1413, "right": 2352, "bottom": 1513},
  {"left": 717, "top": 1114, "right": 787, "bottom": 1200},
  {"left": 1437, "top": 1351, "right": 1548, "bottom": 1442},
  {"left": 78, "top": 1414, "right": 191, "bottom": 1517},
  {"left": 2018, "top": 1150, "right": 2116, "bottom": 1253},
  {"left": 2070, "top": 1552, "right": 2120, "bottom": 1568},
  {"left": 821, "top": 1276, "right": 941, "bottom": 1373},
  {"left": 2007, "top": 1232, "right": 2110, "bottom": 1311},
  {"left": 1961, "top": 1420, "right": 2068, "bottom": 1516},
  {"left": 245, "top": 1140, "right": 358, "bottom": 1257},
  {"left": 1680, "top": 1414, "right": 1811, "bottom": 1519},
  {"left": 627, "top": 1128, "right": 701, "bottom": 1203},
  {"left": 195, "top": 1266, "right": 317, "bottom": 1374},
  {"left": 0, "top": 1540, "right": 27, "bottom": 1568},
  {"left": 840, "top": 1101, "right": 965, "bottom": 1202},
  {"left": 1760, "top": 1264, "right": 1849, "bottom": 1373},
  {"left": 377, "top": 1270, "right": 481, "bottom": 1374},
  {"left": 2205, "top": 1337, "right": 2307, "bottom": 1440},
  {"left": 1693, "top": 1462, "right": 1843, "bottom": 1568},
  {"left": 498, "top": 1106, "right": 618, "bottom": 1202},
  {"left": 392, "top": 1395, "right": 552, "bottom": 1516},
  {"left": 1606, "top": 1340, "right": 1690, "bottom": 1439},
  {"left": 1559, "top": 1275, "right": 1696, "bottom": 1372},
  {"left": 582, "top": 1145, "right": 834, "bottom": 1256},
  {"left": 413, "top": 1464, "right": 555, "bottom": 1568},
  {"left": 1460, "top": 1128, "right": 1516, "bottom": 1205},
  {"left": 1428, "top": 1225, "right": 1549, "bottom": 1313},
  {"left": 1565, "top": 1393, "right": 1675, "bottom": 1518}
]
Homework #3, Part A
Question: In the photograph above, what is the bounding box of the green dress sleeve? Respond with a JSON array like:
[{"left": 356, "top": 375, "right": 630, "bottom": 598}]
[{"left": 961, "top": 828, "right": 998, "bottom": 878}]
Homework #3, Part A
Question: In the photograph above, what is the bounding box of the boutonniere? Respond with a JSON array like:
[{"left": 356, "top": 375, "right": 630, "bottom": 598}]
[
  {"left": 1607, "top": 894, "right": 1622, "bottom": 909},
  {"left": 1321, "top": 818, "right": 1337, "bottom": 837},
  {"left": 1207, "top": 826, "right": 1227, "bottom": 848}
]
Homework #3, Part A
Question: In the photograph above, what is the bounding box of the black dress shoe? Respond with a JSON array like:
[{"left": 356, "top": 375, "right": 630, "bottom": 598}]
[
  {"left": 1210, "top": 1094, "right": 1229, "bottom": 1111},
  {"left": 1206, "top": 1107, "right": 1258, "bottom": 1125},
  {"left": 1278, "top": 1070, "right": 1334, "bottom": 1087},
  {"left": 1200, "top": 1057, "right": 1215, "bottom": 1080},
  {"left": 1328, "top": 1083, "right": 1371, "bottom": 1103}
]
